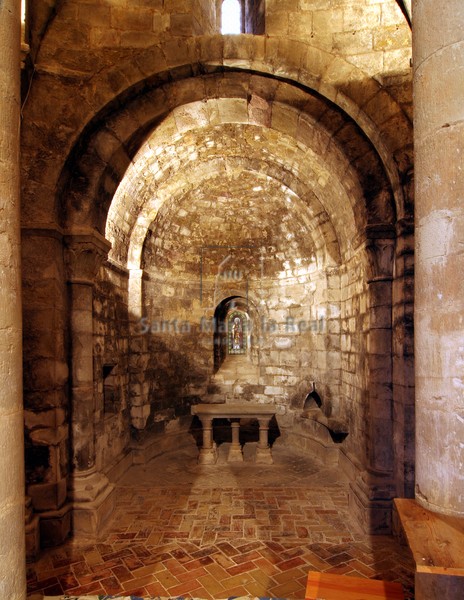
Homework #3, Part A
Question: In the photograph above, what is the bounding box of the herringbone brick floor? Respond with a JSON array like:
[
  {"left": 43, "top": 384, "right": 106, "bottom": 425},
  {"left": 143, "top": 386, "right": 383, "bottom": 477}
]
[{"left": 27, "top": 441, "right": 415, "bottom": 599}]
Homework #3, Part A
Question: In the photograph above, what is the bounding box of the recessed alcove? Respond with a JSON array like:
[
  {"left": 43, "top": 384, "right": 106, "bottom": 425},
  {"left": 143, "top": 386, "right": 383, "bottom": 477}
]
[{"left": 17, "top": 4, "right": 418, "bottom": 592}]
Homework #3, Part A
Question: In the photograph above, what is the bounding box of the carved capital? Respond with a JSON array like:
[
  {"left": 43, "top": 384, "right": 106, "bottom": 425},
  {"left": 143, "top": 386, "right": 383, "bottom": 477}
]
[
  {"left": 365, "top": 237, "right": 395, "bottom": 283},
  {"left": 64, "top": 229, "right": 111, "bottom": 284}
]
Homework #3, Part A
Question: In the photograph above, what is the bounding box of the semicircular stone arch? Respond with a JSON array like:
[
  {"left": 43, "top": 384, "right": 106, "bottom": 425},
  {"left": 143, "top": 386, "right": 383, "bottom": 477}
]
[
  {"left": 106, "top": 111, "right": 364, "bottom": 271},
  {"left": 46, "top": 60, "right": 409, "bottom": 236}
]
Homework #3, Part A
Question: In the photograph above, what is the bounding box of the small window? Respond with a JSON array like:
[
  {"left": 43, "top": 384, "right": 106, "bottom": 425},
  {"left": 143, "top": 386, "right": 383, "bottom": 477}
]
[
  {"left": 221, "top": 0, "right": 242, "bottom": 34},
  {"left": 228, "top": 311, "right": 247, "bottom": 355}
]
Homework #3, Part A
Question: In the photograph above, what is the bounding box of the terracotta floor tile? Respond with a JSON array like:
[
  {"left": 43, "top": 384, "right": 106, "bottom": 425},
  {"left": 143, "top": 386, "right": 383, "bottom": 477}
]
[
  {"left": 219, "top": 584, "right": 250, "bottom": 597},
  {"left": 269, "top": 577, "right": 305, "bottom": 597},
  {"left": 190, "top": 585, "right": 215, "bottom": 600},
  {"left": 120, "top": 585, "right": 149, "bottom": 596},
  {"left": 65, "top": 581, "right": 105, "bottom": 595},
  {"left": 250, "top": 565, "right": 276, "bottom": 587},
  {"left": 121, "top": 573, "right": 155, "bottom": 590},
  {"left": 204, "top": 562, "right": 230, "bottom": 581},
  {"left": 132, "top": 563, "right": 163, "bottom": 578},
  {"left": 227, "top": 559, "right": 258, "bottom": 576},
  {"left": 101, "top": 575, "right": 124, "bottom": 594},
  {"left": 155, "top": 568, "right": 182, "bottom": 589},
  {"left": 26, "top": 445, "right": 415, "bottom": 599},
  {"left": 111, "top": 563, "right": 134, "bottom": 583},
  {"left": 167, "top": 577, "right": 204, "bottom": 596},
  {"left": 144, "top": 580, "right": 169, "bottom": 595},
  {"left": 198, "top": 573, "right": 227, "bottom": 596},
  {"left": 273, "top": 565, "right": 307, "bottom": 585}
]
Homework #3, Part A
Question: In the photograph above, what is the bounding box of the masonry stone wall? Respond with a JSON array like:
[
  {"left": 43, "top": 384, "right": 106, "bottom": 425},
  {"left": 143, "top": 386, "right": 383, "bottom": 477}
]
[
  {"left": 22, "top": 232, "right": 69, "bottom": 519},
  {"left": 93, "top": 263, "right": 131, "bottom": 471},
  {"left": 339, "top": 253, "right": 370, "bottom": 466},
  {"left": 19, "top": 0, "right": 414, "bottom": 549}
]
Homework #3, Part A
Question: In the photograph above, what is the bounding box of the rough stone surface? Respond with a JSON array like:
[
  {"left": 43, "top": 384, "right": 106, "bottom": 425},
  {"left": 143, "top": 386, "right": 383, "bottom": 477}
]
[
  {"left": 0, "top": 1, "right": 26, "bottom": 598},
  {"left": 17, "top": 0, "right": 417, "bottom": 563},
  {"left": 414, "top": 0, "right": 464, "bottom": 518}
]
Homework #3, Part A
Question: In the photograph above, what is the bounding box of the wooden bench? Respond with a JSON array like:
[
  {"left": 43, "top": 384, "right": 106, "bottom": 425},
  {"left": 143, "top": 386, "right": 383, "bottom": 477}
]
[
  {"left": 305, "top": 572, "right": 404, "bottom": 599},
  {"left": 191, "top": 403, "right": 275, "bottom": 464},
  {"left": 395, "top": 498, "right": 464, "bottom": 599}
]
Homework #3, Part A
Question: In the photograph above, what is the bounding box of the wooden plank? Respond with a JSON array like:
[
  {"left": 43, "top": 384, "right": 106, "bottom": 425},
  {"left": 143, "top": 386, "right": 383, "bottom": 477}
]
[
  {"left": 305, "top": 572, "right": 404, "bottom": 600},
  {"left": 395, "top": 498, "right": 464, "bottom": 576}
]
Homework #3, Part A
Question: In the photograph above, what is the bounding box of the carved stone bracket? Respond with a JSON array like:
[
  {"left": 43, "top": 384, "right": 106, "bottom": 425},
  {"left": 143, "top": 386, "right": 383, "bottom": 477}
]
[
  {"left": 64, "top": 229, "right": 111, "bottom": 285},
  {"left": 365, "top": 237, "right": 395, "bottom": 283}
]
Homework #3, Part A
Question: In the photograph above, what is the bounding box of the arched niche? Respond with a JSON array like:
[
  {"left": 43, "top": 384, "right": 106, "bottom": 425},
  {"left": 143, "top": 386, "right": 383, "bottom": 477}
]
[{"left": 213, "top": 296, "right": 257, "bottom": 372}]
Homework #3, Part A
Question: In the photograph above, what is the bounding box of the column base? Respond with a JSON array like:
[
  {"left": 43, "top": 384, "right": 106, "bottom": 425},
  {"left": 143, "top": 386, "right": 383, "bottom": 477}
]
[
  {"left": 198, "top": 443, "right": 218, "bottom": 464},
  {"left": 25, "top": 497, "right": 40, "bottom": 562},
  {"left": 227, "top": 445, "right": 244, "bottom": 462},
  {"left": 255, "top": 446, "right": 273, "bottom": 464},
  {"left": 349, "top": 472, "right": 395, "bottom": 534},
  {"left": 69, "top": 469, "right": 115, "bottom": 538},
  {"left": 39, "top": 502, "right": 73, "bottom": 548}
]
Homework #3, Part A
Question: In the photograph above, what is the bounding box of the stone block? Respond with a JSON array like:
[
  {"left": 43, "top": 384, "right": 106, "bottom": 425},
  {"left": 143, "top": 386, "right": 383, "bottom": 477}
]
[
  {"left": 39, "top": 504, "right": 72, "bottom": 548},
  {"left": 28, "top": 478, "right": 68, "bottom": 512},
  {"left": 30, "top": 425, "right": 68, "bottom": 446},
  {"left": 111, "top": 7, "right": 153, "bottom": 31},
  {"left": 333, "top": 29, "right": 373, "bottom": 55},
  {"left": 78, "top": 4, "right": 110, "bottom": 26},
  {"left": 374, "top": 25, "right": 411, "bottom": 51}
]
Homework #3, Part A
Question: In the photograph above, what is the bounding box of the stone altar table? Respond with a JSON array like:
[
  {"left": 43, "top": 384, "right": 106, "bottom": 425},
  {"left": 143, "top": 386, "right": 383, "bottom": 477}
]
[{"left": 191, "top": 403, "right": 276, "bottom": 465}]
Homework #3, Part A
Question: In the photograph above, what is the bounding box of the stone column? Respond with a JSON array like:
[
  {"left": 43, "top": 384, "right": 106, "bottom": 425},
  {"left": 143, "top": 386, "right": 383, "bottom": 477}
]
[
  {"left": 0, "top": 0, "right": 26, "bottom": 598},
  {"left": 414, "top": 0, "right": 464, "bottom": 518},
  {"left": 350, "top": 233, "right": 396, "bottom": 534},
  {"left": 392, "top": 218, "right": 415, "bottom": 500},
  {"left": 197, "top": 417, "right": 218, "bottom": 464},
  {"left": 255, "top": 417, "right": 273, "bottom": 464},
  {"left": 65, "top": 231, "right": 114, "bottom": 537},
  {"left": 228, "top": 419, "right": 243, "bottom": 462}
]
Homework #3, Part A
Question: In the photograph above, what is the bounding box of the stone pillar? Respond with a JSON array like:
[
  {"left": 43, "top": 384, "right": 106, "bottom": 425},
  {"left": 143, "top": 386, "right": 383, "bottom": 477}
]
[
  {"left": 22, "top": 226, "right": 71, "bottom": 551},
  {"left": 392, "top": 218, "right": 415, "bottom": 500},
  {"left": 128, "top": 268, "right": 152, "bottom": 433},
  {"left": 228, "top": 419, "right": 243, "bottom": 462},
  {"left": 350, "top": 233, "right": 396, "bottom": 534},
  {"left": 414, "top": 0, "right": 464, "bottom": 518},
  {"left": 255, "top": 417, "right": 273, "bottom": 464},
  {"left": 0, "top": 0, "right": 26, "bottom": 597},
  {"left": 65, "top": 231, "right": 114, "bottom": 537},
  {"left": 197, "top": 417, "right": 218, "bottom": 464}
]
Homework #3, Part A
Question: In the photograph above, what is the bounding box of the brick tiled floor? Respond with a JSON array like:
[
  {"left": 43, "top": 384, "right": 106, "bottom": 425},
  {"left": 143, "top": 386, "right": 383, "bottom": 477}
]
[{"left": 27, "top": 440, "right": 415, "bottom": 599}]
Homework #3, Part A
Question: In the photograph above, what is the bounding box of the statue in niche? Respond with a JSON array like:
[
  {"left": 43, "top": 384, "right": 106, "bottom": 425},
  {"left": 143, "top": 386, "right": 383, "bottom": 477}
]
[{"left": 228, "top": 312, "right": 246, "bottom": 355}]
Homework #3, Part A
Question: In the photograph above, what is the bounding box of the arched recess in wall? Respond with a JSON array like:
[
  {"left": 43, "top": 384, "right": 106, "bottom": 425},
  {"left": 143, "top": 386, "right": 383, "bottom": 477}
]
[
  {"left": 49, "top": 55, "right": 413, "bottom": 522},
  {"left": 213, "top": 296, "right": 257, "bottom": 372}
]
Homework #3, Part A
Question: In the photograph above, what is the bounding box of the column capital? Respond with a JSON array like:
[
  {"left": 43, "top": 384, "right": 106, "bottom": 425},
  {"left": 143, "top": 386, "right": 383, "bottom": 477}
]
[
  {"left": 365, "top": 236, "right": 395, "bottom": 283},
  {"left": 64, "top": 228, "right": 111, "bottom": 284}
]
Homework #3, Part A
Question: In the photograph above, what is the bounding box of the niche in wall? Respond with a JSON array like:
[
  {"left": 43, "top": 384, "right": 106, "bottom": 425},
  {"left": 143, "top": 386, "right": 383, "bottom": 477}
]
[{"left": 214, "top": 296, "right": 252, "bottom": 372}]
